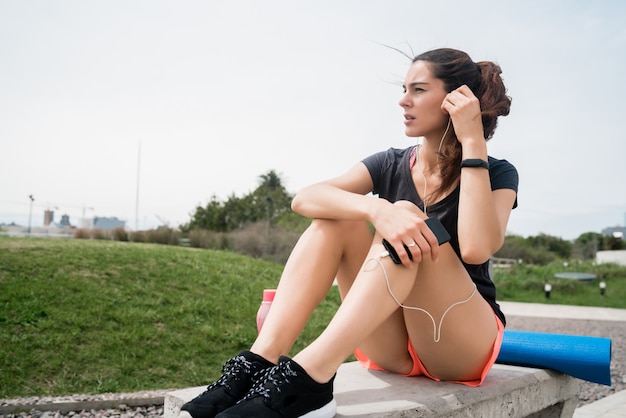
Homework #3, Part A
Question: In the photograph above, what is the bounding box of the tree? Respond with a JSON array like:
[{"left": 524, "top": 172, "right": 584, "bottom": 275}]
[
  {"left": 252, "top": 170, "right": 293, "bottom": 225},
  {"left": 258, "top": 170, "right": 283, "bottom": 189},
  {"left": 181, "top": 170, "right": 294, "bottom": 233},
  {"left": 573, "top": 232, "right": 603, "bottom": 260},
  {"left": 605, "top": 233, "right": 625, "bottom": 251},
  {"left": 182, "top": 195, "right": 226, "bottom": 232},
  {"left": 495, "top": 233, "right": 572, "bottom": 265},
  {"left": 526, "top": 233, "right": 572, "bottom": 260}
]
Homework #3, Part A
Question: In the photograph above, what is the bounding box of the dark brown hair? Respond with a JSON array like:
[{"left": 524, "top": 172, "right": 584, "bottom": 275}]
[{"left": 413, "top": 48, "right": 511, "bottom": 201}]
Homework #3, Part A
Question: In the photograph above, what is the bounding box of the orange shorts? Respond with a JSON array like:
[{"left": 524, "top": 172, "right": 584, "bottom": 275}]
[{"left": 354, "top": 314, "right": 505, "bottom": 387}]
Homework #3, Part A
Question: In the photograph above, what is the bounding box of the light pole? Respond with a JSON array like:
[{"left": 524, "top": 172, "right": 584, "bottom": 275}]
[{"left": 28, "top": 194, "right": 35, "bottom": 235}]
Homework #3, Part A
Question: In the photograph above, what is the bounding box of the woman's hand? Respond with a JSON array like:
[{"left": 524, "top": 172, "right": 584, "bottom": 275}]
[
  {"left": 372, "top": 200, "right": 440, "bottom": 266},
  {"left": 441, "top": 85, "right": 485, "bottom": 145}
]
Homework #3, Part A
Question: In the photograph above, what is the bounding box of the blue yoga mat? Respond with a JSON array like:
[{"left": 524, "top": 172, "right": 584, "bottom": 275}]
[{"left": 496, "top": 330, "right": 612, "bottom": 385}]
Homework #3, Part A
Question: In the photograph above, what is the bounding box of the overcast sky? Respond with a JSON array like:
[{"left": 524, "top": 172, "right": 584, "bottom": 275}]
[{"left": 1, "top": 0, "right": 625, "bottom": 239}]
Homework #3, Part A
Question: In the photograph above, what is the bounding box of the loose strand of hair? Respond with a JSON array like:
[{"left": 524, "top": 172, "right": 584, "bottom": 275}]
[{"left": 370, "top": 40, "right": 414, "bottom": 61}]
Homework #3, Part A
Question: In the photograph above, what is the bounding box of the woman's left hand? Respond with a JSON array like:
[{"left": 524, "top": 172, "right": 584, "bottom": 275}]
[{"left": 441, "top": 85, "right": 484, "bottom": 145}]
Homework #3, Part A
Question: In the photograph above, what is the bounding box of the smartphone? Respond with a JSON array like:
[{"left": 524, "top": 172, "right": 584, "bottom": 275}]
[
  {"left": 381, "top": 239, "right": 410, "bottom": 264},
  {"left": 424, "top": 217, "right": 451, "bottom": 246},
  {"left": 382, "top": 218, "right": 450, "bottom": 265}
]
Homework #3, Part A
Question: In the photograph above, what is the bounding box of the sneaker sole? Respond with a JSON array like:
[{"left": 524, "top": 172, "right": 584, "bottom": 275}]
[
  {"left": 178, "top": 412, "right": 193, "bottom": 418},
  {"left": 299, "top": 399, "right": 337, "bottom": 418}
]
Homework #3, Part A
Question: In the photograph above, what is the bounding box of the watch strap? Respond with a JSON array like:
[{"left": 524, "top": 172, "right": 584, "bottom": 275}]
[{"left": 460, "top": 158, "right": 489, "bottom": 169}]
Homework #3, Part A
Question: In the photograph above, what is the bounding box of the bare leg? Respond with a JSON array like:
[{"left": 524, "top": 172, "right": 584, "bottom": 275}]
[
  {"left": 402, "top": 244, "right": 498, "bottom": 381},
  {"left": 250, "top": 219, "right": 373, "bottom": 363},
  {"left": 293, "top": 203, "right": 499, "bottom": 384},
  {"left": 293, "top": 231, "right": 421, "bottom": 380},
  {"left": 178, "top": 219, "right": 374, "bottom": 418}
]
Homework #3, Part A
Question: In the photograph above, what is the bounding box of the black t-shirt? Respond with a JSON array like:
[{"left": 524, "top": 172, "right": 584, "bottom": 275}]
[{"left": 362, "top": 146, "right": 519, "bottom": 325}]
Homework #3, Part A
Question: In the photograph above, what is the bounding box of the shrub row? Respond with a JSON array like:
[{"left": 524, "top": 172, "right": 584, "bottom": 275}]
[{"left": 73, "top": 222, "right": 302, "bottom": 264}]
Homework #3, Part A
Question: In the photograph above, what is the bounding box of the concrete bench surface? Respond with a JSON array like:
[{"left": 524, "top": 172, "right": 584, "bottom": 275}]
[{"left": 165, "top": 362, "right": 579, "bottom": 418}]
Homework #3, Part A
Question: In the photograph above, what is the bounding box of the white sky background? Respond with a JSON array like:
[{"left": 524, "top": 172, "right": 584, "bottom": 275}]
[{"left": 1, "top": 0, "right": 625, "bottom": 239}]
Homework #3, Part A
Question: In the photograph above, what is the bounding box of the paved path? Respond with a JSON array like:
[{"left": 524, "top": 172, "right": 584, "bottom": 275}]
[
  {"left": 575, "top": 390, "right": 626, "bottom": 418},
  {"left": 500, "top": 301, "right": 626, "bottom": 322}
]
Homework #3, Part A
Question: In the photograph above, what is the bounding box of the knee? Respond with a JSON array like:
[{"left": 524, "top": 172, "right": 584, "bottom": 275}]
[
  {"left": 308, "top": 219, "right": 342, "bottom": 237},
  {"left": 309, "top": 218, "right": 371, "bottom": 237},
  {"left": 307, "top": 219, "right": 373, "bottom": 255}
]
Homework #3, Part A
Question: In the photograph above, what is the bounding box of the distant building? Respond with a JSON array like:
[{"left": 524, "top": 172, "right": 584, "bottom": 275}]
[
  {"left": 60, "top": 214, "right": 71, "bottom": 227},
  {"left": 93, "top": 216, "right": 126, "bottom": 230},
  {"left": 44, "top": 210, "right": 54, "bottom": 226},
  {"left": 601, "top": 225, "right": 626, "bottom": 238}
]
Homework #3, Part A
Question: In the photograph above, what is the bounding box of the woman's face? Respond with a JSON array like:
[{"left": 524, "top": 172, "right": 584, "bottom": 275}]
[{"left": 399, "top": 60, "right": 449, "bottom": 139}]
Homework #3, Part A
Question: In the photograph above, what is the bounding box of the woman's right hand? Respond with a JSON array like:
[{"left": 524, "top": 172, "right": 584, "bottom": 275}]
[{"left": 371, "top": 199, "right": 440, "bottom": 266}]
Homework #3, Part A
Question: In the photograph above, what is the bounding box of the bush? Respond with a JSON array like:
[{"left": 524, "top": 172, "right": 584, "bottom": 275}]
[
  {"left": 230, "top": 223, "right": 267, "bottom": 258},
  {"left": 88, "top": 220, "right": 304, "bottom": 263},
  {"left": 130, "top": 230, "right": 147, "bottom": 243},
  {"left": 188, "top": 228, "right": 221, "bottom": 249},
  {"left": 226, "top": 222, "right": 300, "bottom": 263},
  {"left": 265, "top": 226, "right": 301, "bottom": 264},
  {"left": 73, "top": 228, "right": 111, "bottom": 240},
  {"left": 496, "top": 234, "right": 562, "bottom": 265},
  {"left": 73, "top": 229, "right": 91, "bottom": 239},
  {"left": 91, "top": 229, "right": 109, "bottom": 240},
  {"left": 146, "top": 227, "right": 180, "bottom": 245},
  {"left": 112, "top": 227, "right": 128, "bottom": 242}
]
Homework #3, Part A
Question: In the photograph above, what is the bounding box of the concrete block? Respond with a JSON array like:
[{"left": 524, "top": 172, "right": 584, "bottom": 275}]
[
  {"left": 165, "top": 386, "right": 206, "bottom": 418},
  {"left": 165, "top": 362, "right": 579, "bottom": 418}
]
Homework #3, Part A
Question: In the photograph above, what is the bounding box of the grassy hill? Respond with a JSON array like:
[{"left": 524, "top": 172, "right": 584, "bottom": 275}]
[{"left": 0, "top": 236, "right": 341, "bottom": 398}]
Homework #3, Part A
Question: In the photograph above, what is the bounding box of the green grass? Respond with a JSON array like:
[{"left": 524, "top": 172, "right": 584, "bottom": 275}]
[
  {"left": 493, "top": 261, "right": 626, "bottom": 308},
  {"left": 2, "top": 236, "right": 626, "bottom": 399},
  {"left": 0, "top": 236, "right": 341, "bottom": 398}
]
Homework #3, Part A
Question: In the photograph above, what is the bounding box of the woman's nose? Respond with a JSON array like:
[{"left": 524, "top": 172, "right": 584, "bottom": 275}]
[{"left": 399, "top": 94, "right": 410, "bottom": 108}]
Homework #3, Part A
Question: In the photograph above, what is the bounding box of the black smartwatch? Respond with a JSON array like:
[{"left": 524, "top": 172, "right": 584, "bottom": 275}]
[{"left": 460, "top": 159, "right": 489, "bottom": 169}]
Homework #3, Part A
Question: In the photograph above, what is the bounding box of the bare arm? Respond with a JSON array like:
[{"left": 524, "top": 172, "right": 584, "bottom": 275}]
[
  {"left": 293, "top": 162, "right": 440, "bottom": 265},
  {"left": 291, "top": 162, "right": 377, "bottom": 221},
  {"left": 443, "top": 85, "right": 517, "bottom": 264},
  {"left": 457, "top": 158, "right": 516, "bottom": 264}
]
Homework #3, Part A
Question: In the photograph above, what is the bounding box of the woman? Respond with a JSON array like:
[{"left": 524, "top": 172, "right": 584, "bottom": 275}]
[{"left": 180, "top": 47, "right": 518, "bottom": 418}]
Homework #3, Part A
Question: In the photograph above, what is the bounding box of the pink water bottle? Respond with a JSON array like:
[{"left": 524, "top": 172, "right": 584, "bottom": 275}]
[{"left": 256, "top": 289, "right": 276, "bottom": 333}]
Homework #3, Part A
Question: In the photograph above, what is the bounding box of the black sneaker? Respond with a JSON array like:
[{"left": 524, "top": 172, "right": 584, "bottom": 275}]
[
  {"left": 179, "top": 351, "right": 275, "bottom": 418},
  {"left": 215, "top": 356, "right": 336, "bottom": 418}
]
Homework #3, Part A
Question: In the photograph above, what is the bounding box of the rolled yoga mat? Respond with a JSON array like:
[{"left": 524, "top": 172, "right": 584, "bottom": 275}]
[{"left": 496, "top": 330, "right": 612, "bottom": 385}]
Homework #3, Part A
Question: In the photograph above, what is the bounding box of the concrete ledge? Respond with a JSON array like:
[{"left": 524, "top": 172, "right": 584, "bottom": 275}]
[{"left": 165, "top": 362, "right": 580, "bottom": 418}]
